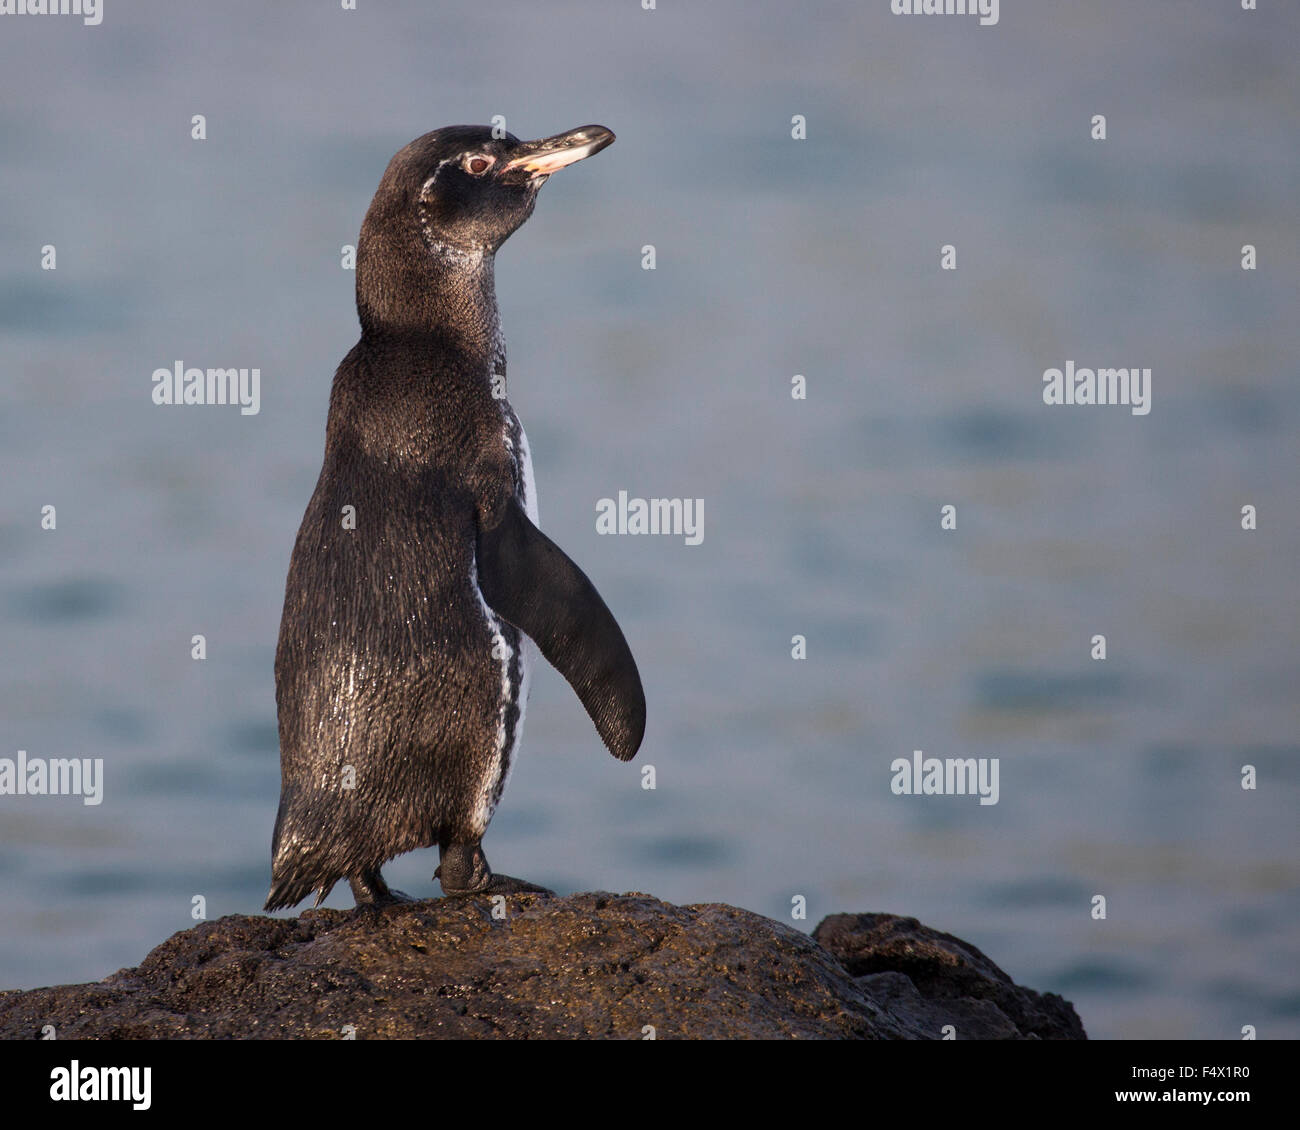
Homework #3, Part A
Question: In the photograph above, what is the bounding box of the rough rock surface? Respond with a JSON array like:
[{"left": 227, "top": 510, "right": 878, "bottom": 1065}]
[
  {"left": 813, "top": 912, "right": 1085, "bottom": 1040},
  {"left": 0, "top": 893, "right": 1084, "bottom": 1039}
]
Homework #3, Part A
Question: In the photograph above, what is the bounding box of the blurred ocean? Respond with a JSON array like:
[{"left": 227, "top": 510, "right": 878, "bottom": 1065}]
[{"left": 1, "top": 1, "right": 1297, "bottom": 1039}]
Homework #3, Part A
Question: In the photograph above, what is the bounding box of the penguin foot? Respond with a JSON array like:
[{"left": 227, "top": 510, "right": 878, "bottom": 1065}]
[
  {"left": 349, "top": 868, "right": 414, "bottom": 907},
  {"left": 479, "top": 873, "right": 556, "bottom": 896},
  {"left": 436, "top": 870, "right": 555, "bottom": 897},
  {"left": 435, "top": 843, "right": 555, "bottom": 897}
]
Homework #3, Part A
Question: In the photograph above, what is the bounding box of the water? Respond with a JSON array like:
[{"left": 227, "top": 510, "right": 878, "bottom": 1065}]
[{"left": 2, "top": 0, "right": 1298, "bottom": 1040}]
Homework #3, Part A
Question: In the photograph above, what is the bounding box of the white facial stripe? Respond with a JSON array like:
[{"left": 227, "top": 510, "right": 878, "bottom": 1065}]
[
  {"left": 419, "top": 154, "right": 459, "bottom": 196},
  {"left": 418, "top": 162, "right": 487, "bottom": 262}
]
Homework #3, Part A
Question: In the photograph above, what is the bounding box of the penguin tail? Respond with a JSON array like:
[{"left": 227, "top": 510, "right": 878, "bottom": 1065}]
[{"left": 263, "top": 873, "right": 323, "bottom": 913}]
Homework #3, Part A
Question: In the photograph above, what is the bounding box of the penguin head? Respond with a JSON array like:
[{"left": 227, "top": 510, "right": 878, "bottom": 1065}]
[
  {"left": 369, "top": 124, "right": 614, "bottom": 254},
  {"left": 357, "top": 124, "right": 614, "bottom": 332}
]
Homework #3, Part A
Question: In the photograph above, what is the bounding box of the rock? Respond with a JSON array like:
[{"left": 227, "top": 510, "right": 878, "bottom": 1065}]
[
  {"left": 0, "top": 894, "right": 1085, "bottom": 1039},
  {"left": 813, "top": 912, "right": 1087, "bottom": 1040}
]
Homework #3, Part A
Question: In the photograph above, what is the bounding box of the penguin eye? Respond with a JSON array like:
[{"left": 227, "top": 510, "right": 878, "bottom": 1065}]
[{"left": 463, "top": 155, "right": 494, "bottom": 176}]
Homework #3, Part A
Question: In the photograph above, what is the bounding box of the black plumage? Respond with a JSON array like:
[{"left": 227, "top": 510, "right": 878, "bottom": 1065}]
[{"left": 266, "top": 124, "right": 644, "bottom": 911}]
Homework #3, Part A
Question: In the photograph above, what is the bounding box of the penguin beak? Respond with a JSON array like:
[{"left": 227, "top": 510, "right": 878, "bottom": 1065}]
[{"left": 501, "top": 125, "right": 615, "bottom": 179}]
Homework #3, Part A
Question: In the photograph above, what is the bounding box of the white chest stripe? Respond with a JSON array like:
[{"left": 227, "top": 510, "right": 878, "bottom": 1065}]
[
  {"left": 469, "top": 554, "right": 514, "bottom": 835},
  {"left": 470, "top": 416, "right": 538, "bottom": 834}
]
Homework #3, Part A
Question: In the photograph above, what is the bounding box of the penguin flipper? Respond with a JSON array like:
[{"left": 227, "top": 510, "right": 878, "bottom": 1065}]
[{"left": 477, "top": 496, "right": 645, "bottom": 761}]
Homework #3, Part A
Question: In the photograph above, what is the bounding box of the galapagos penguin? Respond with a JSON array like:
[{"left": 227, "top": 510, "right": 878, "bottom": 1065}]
[{"left": 265, "top": 124, "right": 644, "bottom": 910}]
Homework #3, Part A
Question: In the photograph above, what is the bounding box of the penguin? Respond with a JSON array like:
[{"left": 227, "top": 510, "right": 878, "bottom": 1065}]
[{"left": 264, "top": 124, "right": 645, "bottom": 911}]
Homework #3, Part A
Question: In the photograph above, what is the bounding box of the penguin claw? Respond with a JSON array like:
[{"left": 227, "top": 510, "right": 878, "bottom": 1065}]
[
  {"left": 435, "top": 866, "right": 554, "bottom": 897},
  {"left": 480, "top": 874, "right": 555, "bottom": 896}
]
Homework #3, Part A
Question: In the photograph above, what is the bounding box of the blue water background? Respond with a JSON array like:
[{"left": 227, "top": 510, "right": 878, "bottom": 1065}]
[{"left": 1, "top": 1, "right": 1297, "bottom": 1038}]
